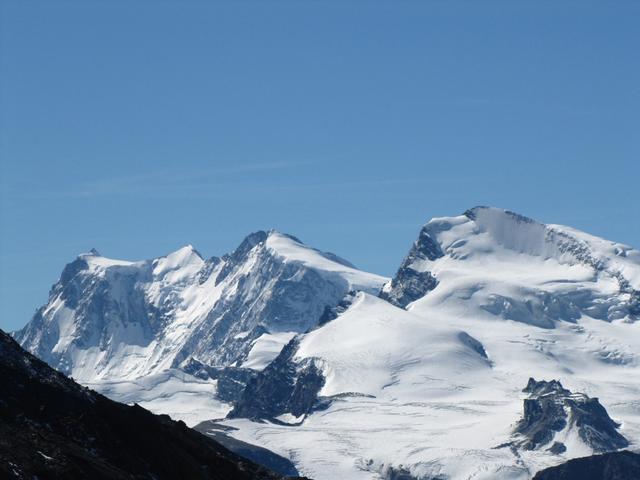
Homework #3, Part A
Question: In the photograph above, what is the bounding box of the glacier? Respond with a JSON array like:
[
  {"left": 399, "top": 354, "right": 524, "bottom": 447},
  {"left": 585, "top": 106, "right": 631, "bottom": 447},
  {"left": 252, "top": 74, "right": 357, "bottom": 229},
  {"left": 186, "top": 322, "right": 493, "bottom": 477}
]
[{"left": 14, "top": 207, "right": 640, "bottom": 479}]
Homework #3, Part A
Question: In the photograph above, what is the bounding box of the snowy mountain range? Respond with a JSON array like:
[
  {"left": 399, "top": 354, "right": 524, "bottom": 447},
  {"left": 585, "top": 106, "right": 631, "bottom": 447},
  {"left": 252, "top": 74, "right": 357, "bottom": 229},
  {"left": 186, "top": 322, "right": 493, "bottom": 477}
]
[
  {"left": 16, "top": 230, "right": 384, "bottom": 383},
  {"left": 14, "top": 207, "right": 640, "bottom": 479}
]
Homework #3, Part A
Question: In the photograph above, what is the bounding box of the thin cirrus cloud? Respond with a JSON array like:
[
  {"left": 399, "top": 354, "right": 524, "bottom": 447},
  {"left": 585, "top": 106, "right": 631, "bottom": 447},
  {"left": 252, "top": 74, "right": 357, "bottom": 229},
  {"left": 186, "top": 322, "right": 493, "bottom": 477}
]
[
  {"left": 75, "top": 160, "right": 313, "bottom": 197},
  {"left": 11, "top": 160, "right": 436, "bottom": 200},
  {"left": 10, "top": 160, "right": 316, "bottom": 199}
]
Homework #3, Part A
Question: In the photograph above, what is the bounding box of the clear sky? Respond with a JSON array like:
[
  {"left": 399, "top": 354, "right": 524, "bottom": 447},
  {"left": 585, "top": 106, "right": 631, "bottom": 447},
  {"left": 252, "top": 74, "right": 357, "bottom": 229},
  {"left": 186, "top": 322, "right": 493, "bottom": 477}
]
[{"left": 1, "top": 1, "right": 639, "bottom": 331}]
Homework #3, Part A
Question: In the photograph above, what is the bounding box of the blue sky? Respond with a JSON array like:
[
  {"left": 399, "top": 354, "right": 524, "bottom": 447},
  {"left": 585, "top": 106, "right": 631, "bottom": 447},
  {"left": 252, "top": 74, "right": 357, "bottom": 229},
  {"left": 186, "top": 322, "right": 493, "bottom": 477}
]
[{"left": 1, "top": 1, "right": 638, "bottom": 331}]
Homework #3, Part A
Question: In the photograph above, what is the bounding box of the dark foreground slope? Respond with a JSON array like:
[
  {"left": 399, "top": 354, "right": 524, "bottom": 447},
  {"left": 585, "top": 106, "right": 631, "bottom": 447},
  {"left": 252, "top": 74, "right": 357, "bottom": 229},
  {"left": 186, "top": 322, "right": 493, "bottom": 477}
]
[
  {"left": 533, "top": 451, "right": 640, "bottom": 480},
  {"left": 0, "top": 329, "right": 303, "bottom": 480},
  {"left": 194, "top": 421, "right": 300, "bottom": 477}
]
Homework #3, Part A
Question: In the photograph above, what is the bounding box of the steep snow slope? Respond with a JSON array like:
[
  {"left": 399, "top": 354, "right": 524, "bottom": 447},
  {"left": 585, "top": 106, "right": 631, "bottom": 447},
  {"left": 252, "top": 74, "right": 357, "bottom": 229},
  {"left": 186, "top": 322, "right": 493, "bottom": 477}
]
[
  {"left": 293, "top": 293, "right": 491, "bottom": 398},
  {"left": 382, "top": 206, "right": 640, "bottom": 324},
  {"left": 15, "top": 231, "right": 386, "bottom": 412},
  {"left": 219, "top": 208, "right": 640, "bottom": 479},
  {"left": 221, "top": 293, "right": 528, "bottom": 479}
]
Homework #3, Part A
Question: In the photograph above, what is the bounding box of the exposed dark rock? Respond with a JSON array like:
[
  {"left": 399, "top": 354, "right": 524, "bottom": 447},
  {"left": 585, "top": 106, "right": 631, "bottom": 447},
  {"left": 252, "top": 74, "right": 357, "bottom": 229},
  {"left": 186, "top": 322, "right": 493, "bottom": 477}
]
[
  {"left": 626, "top": 288, "right": 640, "bottom": 318},
  {"left": 379, "top": 465, "right": 421, "bottom": 480},
  {"left": 379, "top": 224, "right": 444, "bottom": 308},
  {"left": 198, "top": 256, "right": 223, "bottom": 284},
  {"left": 58, "top": 257, "right": 90, "bottom": 294},
  {"left": 464, "top": 206, "right": 537, "bottom": 225},
  {"left": 457, "top": 332, "right": 489, "bottom": 360},
  {"left": 181, "top": 359, "right": 258, "bottom": 403},
  {"left": 412, "top": 228, "right": 446, "bottom": 262},
  {"left": 514, "top": 378, "right": 628, "bottom": 453},
  {"left": 228, "top": 337, "right": 325, "bottom": 420},
  {"left": 533, "top": 451, "right": 640, "bottom": 480},
  {"left": 380, "top": 268, "right": 438, "bottom": 309},
  {"left": 523, "top": 378, "right": 570, "bottom": 397},
  {"left": 0, "top": 329, "right": 304, "bottom": 480},
  {"left": 547, "top": 442, "right": 567, "bottom": 455},
  {"left": 379, "top": 220, "right": 450, "bottom": 309},
  {"left": 215, "top": 231, "right": 269, "bottom": 286},
  {"left": 318, "top": 291, "right": 358, "bottom": 326}
]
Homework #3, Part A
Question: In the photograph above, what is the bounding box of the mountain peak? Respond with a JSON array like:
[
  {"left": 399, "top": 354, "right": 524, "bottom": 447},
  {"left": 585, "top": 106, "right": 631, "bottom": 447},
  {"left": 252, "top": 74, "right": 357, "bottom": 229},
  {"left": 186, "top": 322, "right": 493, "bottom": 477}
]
[
  {"left": 266, "top": 229, "right": 303, "bottom": 244},
  {"left": 153, "top": 244, "right": 205, "bottom": 278},
  {"left": 232, "top": 230, "right": 303, "bottom": 253},
  {"left": 265, "top": 231, "right": 375, "bottom": 277},
  {"left": 165, "top": 244, "right": 203, "bottom": 260},
  {"left": 463, "top": 205, "right": 538, "bottom": 226},
  {"left": 78, "top": 248, "right": 101, "bottom": 258},
  {"left": 386, "top": 207, "right": 640, "bottom": 322},
  {"left": 463, "top": 205, "right": 491, "bottom": 218}
]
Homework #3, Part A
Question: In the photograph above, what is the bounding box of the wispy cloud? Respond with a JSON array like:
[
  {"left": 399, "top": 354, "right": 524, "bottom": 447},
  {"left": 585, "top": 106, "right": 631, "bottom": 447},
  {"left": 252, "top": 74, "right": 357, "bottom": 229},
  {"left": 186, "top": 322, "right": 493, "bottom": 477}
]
[
  {"left": 136, "top": 176, "right": 430, "bottom": 199},
  {"left": 78, "top": 159, "right": 319, "bottom": 197},
  {"left": 7, "top": 157, "right": 466, "bottom": 201},
  {"left": 10, "top": 159, "right": 316, "bottom": 199},
  {"left": 252, "top": 177, "right": 426, "bottom": 193}
]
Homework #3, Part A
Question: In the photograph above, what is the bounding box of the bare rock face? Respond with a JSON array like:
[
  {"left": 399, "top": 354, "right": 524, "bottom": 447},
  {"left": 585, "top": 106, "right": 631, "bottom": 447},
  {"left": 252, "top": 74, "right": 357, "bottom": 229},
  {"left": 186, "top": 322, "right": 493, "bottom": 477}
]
[
  {"left": 181, "top": 358, "right": 258, "bottom": 404},
  {"left": 514, "top": 378, "right": 628, "bottom": 454},
  {"left": 227, "top": 337, "right": 326, "bottom": 421},
  {"left": 533, "top": 451, "right": 640, "bottom": 480},
  {"left": 380, "top": 267, "right": 438, "bottom": 309},
  {"left": 379, "top": 228, "right": 442, "bottom": 308}
]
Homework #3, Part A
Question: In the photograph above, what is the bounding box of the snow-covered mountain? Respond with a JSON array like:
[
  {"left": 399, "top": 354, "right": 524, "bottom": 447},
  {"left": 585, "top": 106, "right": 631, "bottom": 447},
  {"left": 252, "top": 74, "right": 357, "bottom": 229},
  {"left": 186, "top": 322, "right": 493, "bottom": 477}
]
[
  {"left": 382, "top": 206, "right": 640, "bottom": 324},
  {"left": 14, "top": 207, "right": 640, "bottom": 479},
  {"left": 15, "top": 230, "right": 385, "bottom": 384},
  {"left": 212, "top": 207, "right": 640, "bottom": 479}
]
